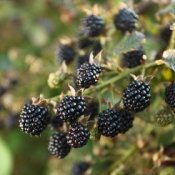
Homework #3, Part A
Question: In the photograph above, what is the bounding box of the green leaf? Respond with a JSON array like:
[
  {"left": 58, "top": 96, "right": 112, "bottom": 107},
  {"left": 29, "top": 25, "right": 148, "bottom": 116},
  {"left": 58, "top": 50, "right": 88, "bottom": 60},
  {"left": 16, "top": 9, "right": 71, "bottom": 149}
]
[
  {"left": 0, "top": 55, "right": 12, "bottom": 71},
  {"left": 115, "top": 31, "right": 145, "bottom": 55},
  {"left": 163, "top": 49, "right": 175, "bottom": 72},
  {"left": 0, "top": 138, "right": 13, "bottom": 175}
]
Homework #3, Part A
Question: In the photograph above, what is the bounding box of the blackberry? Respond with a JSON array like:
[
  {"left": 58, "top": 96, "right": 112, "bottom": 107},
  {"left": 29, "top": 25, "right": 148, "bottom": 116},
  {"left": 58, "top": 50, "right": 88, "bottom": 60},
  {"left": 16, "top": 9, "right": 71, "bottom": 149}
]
[
  {"left": 92, "top": 40, "right": 102, "bottom": 56},
  {"left": 113, "top": 8, "right": 138, "bottom": 32},
  {"left": 81, "top": 14, "right": 105, "bottom": 37},
  {"left": 66, "top": 123, "right": 90, "bottom": 148},
  {"left": 56, "top": 96, "right": 86, "bottom": 122},
  {"left": 57, "top": 44, "right": 75, "bottom": 64},
  {"left": 160, "top": 24, "right": 172, "bottom": 43},
  {"left": 76, "top": 63, "right": 102, "bottom": 89},
  {"left": 122, "top": 49, "right": 145, "bottom": 68},
  {"left": 165, "top": 83, "right": 175, "bottom": 108},
  {"left": 48, "top": 132, "right": 71, "bottom": 158},
  {"left": 71, "top": 161, "right": 91, "bottom": 175},
  {"left": 155, "top": 108, "right": 175, "bottom": 127},
  {"left": 123, "top": 80, "right": 151, "bottom": 112},
  {"left": 98, "top": 108, "right": 134, "bottom": 137},
  {"left": 19, "top": 104, "right": 50, "bottom": 136}
]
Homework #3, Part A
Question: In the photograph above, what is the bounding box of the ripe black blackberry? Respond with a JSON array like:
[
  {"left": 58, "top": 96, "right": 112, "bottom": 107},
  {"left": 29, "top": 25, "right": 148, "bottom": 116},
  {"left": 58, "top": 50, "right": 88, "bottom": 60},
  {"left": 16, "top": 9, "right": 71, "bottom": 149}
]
[
  {"left": 66, "top": 123, "right": 90, "bottom": 148},
  {"left": 57, "top": 44, "right": 76, "bottom": 64},
  {"left": 48, "top": 132, "right": 71, "bottom": 158},
  {"left": 165, "top": 83, "right": 175, "bottom": 108},
  {"left": 56, "top": 96, "right": 86, "bottom": 122},
  {"left": 19, "top": 104, "right": 50, "bottom": 136},
  {"left": 123, "top": 79, "right": 151, "bottom": 112},
  {"left": 98, "top": 108, "right": 134, "bottom": 137},
  {"left": 122, "top": 49, "right": 145, "bottom": 68},
  {"left": 113, "top": 8, "right": 138, "bottom": 32},
  {"left": 81, "top": 14, "right": 105, "bottom": 37},
  {"left": 71, "top": 161, "right": 91, "bottom": 175},
  {"left": 76, "top": 63, "right": 102, "bottom": 89}
]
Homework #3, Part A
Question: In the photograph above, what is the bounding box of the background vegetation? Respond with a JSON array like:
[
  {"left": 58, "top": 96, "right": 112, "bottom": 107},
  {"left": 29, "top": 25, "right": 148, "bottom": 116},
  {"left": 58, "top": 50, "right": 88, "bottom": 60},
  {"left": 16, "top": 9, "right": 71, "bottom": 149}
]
[{"left": 0, "top": 0, "right": 175, "bottom": 175}]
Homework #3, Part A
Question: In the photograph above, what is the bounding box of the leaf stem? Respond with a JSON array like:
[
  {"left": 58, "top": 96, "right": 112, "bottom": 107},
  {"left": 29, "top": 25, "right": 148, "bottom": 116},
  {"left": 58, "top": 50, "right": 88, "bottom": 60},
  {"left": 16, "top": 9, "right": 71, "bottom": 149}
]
[{"left": 86, "top": 62, "right": 157, "bottom": 94}]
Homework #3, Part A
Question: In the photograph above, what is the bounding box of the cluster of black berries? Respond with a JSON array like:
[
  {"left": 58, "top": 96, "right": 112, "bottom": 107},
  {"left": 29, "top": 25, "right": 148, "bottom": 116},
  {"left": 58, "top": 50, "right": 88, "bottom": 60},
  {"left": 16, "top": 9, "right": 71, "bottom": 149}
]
[
  {"left": 57, "top": 14, "right": 104, "bottom": 69},
  {"left": 98, "top": 78, "right": 151, "bottom": 137},
  {"left": 57, "top": 7, "right": 144, "bottom": 71},
  {"left": 19, "top": 6, "right": 155, "bottom": 160}
]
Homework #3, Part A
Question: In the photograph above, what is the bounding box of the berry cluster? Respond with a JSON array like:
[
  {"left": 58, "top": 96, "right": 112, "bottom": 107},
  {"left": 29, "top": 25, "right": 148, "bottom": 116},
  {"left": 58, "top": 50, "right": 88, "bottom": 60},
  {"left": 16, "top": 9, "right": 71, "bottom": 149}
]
[{"left": 18, "top": 3, "right": 174, "bottom": 164}]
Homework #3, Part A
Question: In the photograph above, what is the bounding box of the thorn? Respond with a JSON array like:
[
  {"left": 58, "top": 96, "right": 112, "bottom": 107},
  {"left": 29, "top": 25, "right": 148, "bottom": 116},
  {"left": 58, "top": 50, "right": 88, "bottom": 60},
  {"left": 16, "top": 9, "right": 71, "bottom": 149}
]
[
  {"left": 89, "top": 52, "right": 94, "bottom": 64},
  {"left": 68, "top": 84, "right": 76, "bottom": 96}
]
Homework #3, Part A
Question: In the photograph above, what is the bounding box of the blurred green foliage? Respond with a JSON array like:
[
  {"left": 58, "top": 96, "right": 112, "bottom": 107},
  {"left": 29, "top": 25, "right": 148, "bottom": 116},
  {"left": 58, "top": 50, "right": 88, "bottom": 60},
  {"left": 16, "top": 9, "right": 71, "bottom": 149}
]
[{"left": 0, "top": 0, "right": 175, "bottom": 175}]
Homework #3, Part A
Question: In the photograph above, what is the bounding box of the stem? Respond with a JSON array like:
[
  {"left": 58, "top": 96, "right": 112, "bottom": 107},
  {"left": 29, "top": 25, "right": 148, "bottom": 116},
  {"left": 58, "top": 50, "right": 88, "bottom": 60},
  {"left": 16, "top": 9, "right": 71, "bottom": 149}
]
[
  {"left": 170, "top": 23, "right": 175, "bottom": 49},
  {"left": 47, "top": 61, "right": 158, "bottom": 100},
  {"left": 89, "top": 62, "right": 157, "bottom": 93},
  {"left": 103, "top": 147, "right": 137, "bottom": 175}
]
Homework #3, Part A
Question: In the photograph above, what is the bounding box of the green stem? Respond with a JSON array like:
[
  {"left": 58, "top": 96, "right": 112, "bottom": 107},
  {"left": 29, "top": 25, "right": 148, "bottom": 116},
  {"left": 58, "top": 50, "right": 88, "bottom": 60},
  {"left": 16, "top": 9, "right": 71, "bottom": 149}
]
[
  {"left": 103, "top": 147, "right": 137, "bottom": 175},
  {"left": 87, "top": 62, "right": 157, "bottom": 94},
  {"left": 47, "top": 61, "right": 158, "bottom": 100}
]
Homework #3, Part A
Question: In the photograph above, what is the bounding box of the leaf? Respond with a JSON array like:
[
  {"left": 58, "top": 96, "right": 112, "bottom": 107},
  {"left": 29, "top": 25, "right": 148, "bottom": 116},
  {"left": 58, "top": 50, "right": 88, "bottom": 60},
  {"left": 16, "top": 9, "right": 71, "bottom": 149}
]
[
  {"left": 0, "top": 55, "right": 12, "bottom": 71},
  {"left": 0, "top": 138, "right": 13, "bottom": 175},
  {"left": 163, "top": 49, "right": 175, "bottom": 72},
  {"left": 115, "top": 31, "right": 145, "bottom": 55}
]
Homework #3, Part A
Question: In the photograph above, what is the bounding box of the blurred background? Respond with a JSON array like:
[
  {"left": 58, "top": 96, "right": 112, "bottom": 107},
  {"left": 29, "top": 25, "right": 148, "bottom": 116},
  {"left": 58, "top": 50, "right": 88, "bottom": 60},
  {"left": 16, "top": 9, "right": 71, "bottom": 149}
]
[
  {"left": 0, "top": 0, "right": 175, "bottom": 175},
  {"left": 0, "top": 1, "right": 106, "bottom": 175}
]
